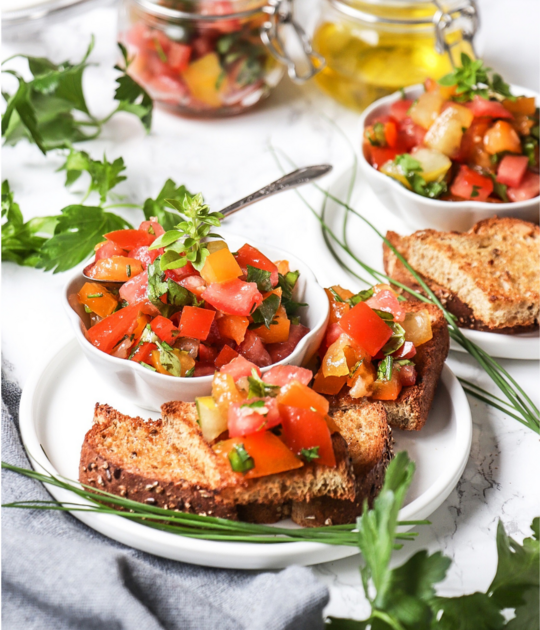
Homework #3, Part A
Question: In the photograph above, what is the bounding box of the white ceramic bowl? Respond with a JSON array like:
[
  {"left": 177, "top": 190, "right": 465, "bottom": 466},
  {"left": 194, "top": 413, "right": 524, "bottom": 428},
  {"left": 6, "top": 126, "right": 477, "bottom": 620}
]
[
  {"left": 359, "top": 83, "right": 540, "bottom": 231},
  {"left": 64, "top": 233, "right": 329, "bottom": 411}
]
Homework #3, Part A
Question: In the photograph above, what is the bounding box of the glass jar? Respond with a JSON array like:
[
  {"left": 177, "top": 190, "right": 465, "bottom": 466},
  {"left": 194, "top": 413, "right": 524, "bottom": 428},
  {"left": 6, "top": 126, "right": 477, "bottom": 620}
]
[
  {"left": 313, "top": 0, "right": 479, "bottom": 111},
  {"left": 119, "top": 0, "right": 324, "bottom": 117}
]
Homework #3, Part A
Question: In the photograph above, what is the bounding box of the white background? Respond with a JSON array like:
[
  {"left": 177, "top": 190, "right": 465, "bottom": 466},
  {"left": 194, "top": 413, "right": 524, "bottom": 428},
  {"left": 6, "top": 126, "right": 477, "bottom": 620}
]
[{"left": 2, "top": 0, "right": 540, "bottom": 620}]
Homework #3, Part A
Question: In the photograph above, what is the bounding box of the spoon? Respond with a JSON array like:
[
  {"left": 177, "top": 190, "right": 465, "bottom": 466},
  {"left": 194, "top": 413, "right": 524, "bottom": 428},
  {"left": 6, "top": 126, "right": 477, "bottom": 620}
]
[{"left": 82, "top": 164, "right": 332, "bottom": 282}]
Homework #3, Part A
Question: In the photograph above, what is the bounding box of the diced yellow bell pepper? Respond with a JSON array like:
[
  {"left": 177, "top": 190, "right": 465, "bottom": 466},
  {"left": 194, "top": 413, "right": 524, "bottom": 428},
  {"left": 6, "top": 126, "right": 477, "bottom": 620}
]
[
  {"left": 182, "top": 53, "right": 223, "bottom": 108},
  {"left": 424, "top": 104, "right": 474, "bottom": 157},
  {"left": 207, "top": 240, "right": 228, "bottom": 255},
  {"left": 217, "top": 314, "right": 249, "bottom": 345},
  {"left": 411, "top": 148, "right": 452, "bottom": 181},
  {"left": 196, "top": 396, "right": 228, "bottom": 442},
  {"left": 253, "top": 306, "right": 290, "bottom": 344},
  {"left": 77, "top": 282, "right": 118, "bottom": 318},
  {"left": 312, "top": 370, "right": 347, "bottom": 395},
  {"left": 200, "top": 247, "right": 243, "bottom": 284},
  {"left": 212, "top": 372, "right": 245, "bottom": 417},
  {"left": 402, "top": 310, "right": 433, "bottom": 347},
  {"left": 409, "top": 92, "right": 445, "bottom": 130}
]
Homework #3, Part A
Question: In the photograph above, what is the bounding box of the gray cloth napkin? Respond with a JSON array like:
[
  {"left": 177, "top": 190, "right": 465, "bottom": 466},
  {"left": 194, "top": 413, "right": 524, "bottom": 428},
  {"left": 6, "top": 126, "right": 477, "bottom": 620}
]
[{"left": 1, "top": 366, "right": 329, "bottom": 630}]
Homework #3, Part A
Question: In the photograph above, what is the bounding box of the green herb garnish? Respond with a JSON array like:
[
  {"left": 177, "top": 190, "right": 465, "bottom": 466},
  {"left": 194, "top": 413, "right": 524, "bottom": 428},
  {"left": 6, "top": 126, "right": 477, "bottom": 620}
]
[
  {"left": 140, "top": 361, "right": 157, "bottom": 372},
  {"left": 246, "top": 265, "right": 273, "bottom": 292},
  {"left": 185, "top": 366, "right": 195, "bottom": 377},
  {"left": 300, "top": 446, "right": 320, "bottom": 462},
  {"left": 250, "top": 293, "right": 281, "bottom": 329},
  {"left": 228, "top": 443, "right": 255, "bottom": 473},
  {"left": 247, "top": 369, "right": 280, "bottom": 398},
  {"left": 240, "top": 400, "right": 267, "bottom": 411},
  {"left": 470, "top": 184, "right": 481, "bottom": 198},
  {"left": 277, "top": 271, "right": 306, "bottom": 317},
  {"left": 365, "top": 122, "right": 387, "bottom": 147},
  {"left": 86, "top": 293, "right": 103, "bottom": 299},
  {"left": 394, "top": 154, "right": 448, "bottom": 199},
  {"left": 377, "top": 356, "right": 394, "bottom": 381}
]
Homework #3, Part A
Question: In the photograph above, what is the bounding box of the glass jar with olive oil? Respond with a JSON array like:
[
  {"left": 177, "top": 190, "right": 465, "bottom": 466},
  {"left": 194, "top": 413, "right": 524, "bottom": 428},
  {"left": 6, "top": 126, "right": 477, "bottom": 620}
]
[{"left": 313, "top": 0, "right": 478, "bottom": 111}]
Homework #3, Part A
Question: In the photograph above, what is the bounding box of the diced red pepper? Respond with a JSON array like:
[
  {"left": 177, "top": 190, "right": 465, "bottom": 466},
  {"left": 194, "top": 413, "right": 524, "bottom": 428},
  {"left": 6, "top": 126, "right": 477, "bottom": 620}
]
[
  {"left": 390, "top": 99, "right": 413, "bottom": 123},
  {"left": 366, "top": 289, "right": 406, "bottom": 322},
  {"left": 202, "top": 279, "right": 263, "bottom": 316},
  {"left": 280, "top": 406, "right": 336, "bottom": 467},
  {"left": 220, "top": 355, "right": 261, "bottom": 381},
  {"left": 266, "top": 323, "right": 310, "bottom": 364},
  {"left": 397, "top": 117, "right": 426, "bottom": 152},
  {"left": 368, "top": 146, "right": 400, "bottom": 170},
  {"left": 496, "top": 155, "right": 529, "bottom": 188},
  {"left": 86, "top": 304, "right": 146, "bottom": 354},
  {"left": 339, "top": 302, "right": 393, "bottom": 356},
  {"left": 450, "top": 165, "right": 493, "bottom": 202},
  {"left": 130, "top": 342, "right": 157, "bottom": 364},
  {"left": 507, "top": 171, "right": 540, "bottom": 202},
  {"left": 179, "top": 306, "right": 216, "bottom": 341},
  {"left": 262, "top": 365, "right": 313, "bottom": 387},
  {"left": 465, "top": 96, "right": 513, "bottom": 119},
  {"left": 234, "top": 244, "right": 279, "bottom": 287},
  {"left": 104, "top": 229, "right": 156, "bottom": 251},
  {"left": 228, "top": 397, "right": 282, "bottom": 437},
  {"left": 164, "top": 260, "right": 198, "bottom": 281},
  {"left": 392, "top": 341, "right": 417, "bottom": 360},
  {"left": 237, "top": 330, "right": 272, "bottom": 367},
  {"left": 151, "top": 316, "right": 180, "bottom": 344},
  {"left": 214, "top": 345, "right": 240, "bottom": 369},
  {"left": 119, "top": 271, "right": 148, "bottom": 306}
]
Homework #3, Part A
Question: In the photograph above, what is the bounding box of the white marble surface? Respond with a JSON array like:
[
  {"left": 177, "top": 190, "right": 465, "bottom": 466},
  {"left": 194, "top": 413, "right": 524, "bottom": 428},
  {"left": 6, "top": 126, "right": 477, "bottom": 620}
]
[{"left": 2, "top": 0, "right": 540, "bottom": 622}]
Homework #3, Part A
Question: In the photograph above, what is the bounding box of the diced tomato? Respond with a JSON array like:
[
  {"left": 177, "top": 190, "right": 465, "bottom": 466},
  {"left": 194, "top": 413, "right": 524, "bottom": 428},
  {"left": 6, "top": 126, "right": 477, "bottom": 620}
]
[
  {"left": 202, "top": 279, "right": 263, "bottom": 316},
  {"left": 130, "top": 246, "right": 160, "bottom": 270},
  {"left": 167, "top": 42, "right": 191, "bottom": 72},
  {"left": 192, "top": 35, "right": 215, "bottom": 59},
  {"left": 397, "top": 117, "right": 427, "bottom": 152},
  {"left": 280, "top": 406, "right": 336, "bottom": 467},
  {"left": 496, "top": 155, "right": 529, "bottom": 188},
  {"left": 214, "top": 345, "right": 240, "bottom": 369},
  {"left": 198, "top": 344, "right": 218, "bottom": 364},
  {"left": 366, "top": 289, "right": 406, "bottom": 322},
  {"left": 119, "top": 271, "right": 148, "bottom": 305},
  {"left": 89, "top": 257, "right": 144, "bottom": 282},
  {"left": 507, "top": 171, "right": 540, "bottom": 202},
  {"left": 139, "top": 220, "right": 165, "bottom": 238},
  {"left": 217, "top": 314, "right": 249, "bottom": 345},
  {"left": 397, "top": 364, "right": 417, "bottom": 387},
  {"left": 179, "top": 275, "right": 207, "bottom": 297},
  {"left": 368, "top": 146, "right": 400, "bottom": 170},
  {"left": 325, "top": 323, "right": 344, "bottom": 348},
  {"left": 503, "top": 96, "right": 536, "bottom": 116},
  {"left": 266, "top": 323, "right": 310, "bottom": 363},
  {"left": 131, "top": 313, "right": 150, "bottom": 343},
  {"left": 390, "top": 99, "right": 413, "bottom": 123},
  {"left": 277, "top": 380, "right": 329, "bottom": 416},
  {"left": 384, "top": 120, "right": 398, "bottom": 148},
  {"left": 95, "top": 241, "right": 126, "bottom": 261},
  {"left": 325, "top": 287, "right": 352, "bottom": 323},
  {"left": 213, "top": 432, "right": 302, "bottom": 479},
  {"left": 454, "top": 118, "right": 492, "bottom": 167},
  {"left": 262, "top": 365, "right": 313, "bottom": 387},
  {"left": 450, "top": 165, "right": 493, "bottom": 202},
  {"left": 220, "top": 355, "right": 261, "bottom": 381},
  {"left": 179, "top": 306, "right": 215, "bottom": 341},
  {"left": 86, "top": 304, "right": 144, "bottom": 354},
  {"left": 200, "top": 0, "right": 241, "bottom": 33},
  {"left": 392, "top": 341, "right": 417, "bottom": 360},
  {"left": 237, "top": 330, "right": 272, "bottom": 367},
  {"left": 194, "top": 362, "right": 216, "bottom": 377},
  {"left": 228, "top": 397, "right": 281, "bottom": 437},
  {"left": 465, "top": 96, "right": 513, "bottom": 119},
  {"left": 165, "top": 262, "right": 199, "bottom": 282},
  {"left": 130, "top": 342, "right": 157, "bottom": 365},
  {"left": 234, "top": 244, "right": 279, "bottom": 287},
  {"left": 252, "top": 306, "right": 290, "bottom": 344},
  {"left": 151, "top": 315, "right": 180, "bottom": 344},
  {"left": 105, "top": 229, "right": 155, "bottom": 251},
  {"left": 339, "top": 302, "right": 393, "bottom": 356}
]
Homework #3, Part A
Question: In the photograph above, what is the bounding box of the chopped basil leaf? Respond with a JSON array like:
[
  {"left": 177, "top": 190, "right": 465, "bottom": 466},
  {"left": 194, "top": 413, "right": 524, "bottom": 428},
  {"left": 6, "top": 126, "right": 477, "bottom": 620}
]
[
  {"left": 83, "top": 304, "right": 93, "bottom": 314},
  {"left": 396, "top": 359, "right": 414, "bottom": 366},
  {"left": 140, "top": 361, "right": 156, "bottom": 371},
  {"left": 523, "top": 135, "right": 538, "bottom": 167},
  {"left": 349, "top": 359, "right": 364, "bottom": 378},
  {"left": 241, "top": 399, "right": 266, "bottom": 409},
  {"left": 147, "top": 257, "right": 193, "bottom": 317},
  {"left": 301, "top": 446, "right": 320, "bottom": 463},
  {"left": 247, "top": 369, "right": 280, "bottom": 398},
  {"left": 246, "top": 265, "right": 273, "bottom": 292},
  {"left": 185, "top": 366, "right": 195, "bottom": 377},
  {"left": 381, "top": 322, "right": 406, "bottom": 356},
  {"left": 87, "top": 293, "right": 103, "bottom": 298},
  {"left": 167, "top": 278, "right": 192, "bottom": 307},
  {"left": 372, "top": 309, "right": 395, "bottom": 322},
  {"left": 156, "top": 341, "right": 182, "bottom": 377},
  {"left": 377, "top": 356, "right": 394, "bottom": 382},
  {"left": 487, "top": 173, "right": 509, "bottom": 202},
  {"left": 228, "top": 443, "right": 255, "bottom": 473},
  {"left": 395, "top": 154, "right": 422, "bottom": 173},
  {"left": 250, "top": 293, "right": 280, "bottom": 330},
  {"left": 126, "top": 264, "right": 131, "bottom": 277},
  {"left": 277, "top": 271, "right": 305, "bottom": 317},
  {"left": 470, "top": 185, "right": 480, "bottom": 198}
]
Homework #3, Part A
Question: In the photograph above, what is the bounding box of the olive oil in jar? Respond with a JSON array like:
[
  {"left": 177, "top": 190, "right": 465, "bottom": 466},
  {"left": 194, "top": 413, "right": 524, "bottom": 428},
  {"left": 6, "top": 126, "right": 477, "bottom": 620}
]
[{"left": 313, "top": 0, "right": 477, "bottom": 111}]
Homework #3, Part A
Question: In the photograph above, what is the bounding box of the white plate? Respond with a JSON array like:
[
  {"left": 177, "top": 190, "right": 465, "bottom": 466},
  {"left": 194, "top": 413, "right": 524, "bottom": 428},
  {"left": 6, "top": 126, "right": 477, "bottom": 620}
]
[
  {"left": 19, "top": 336, "right": 472, "bottom": 569},
  {"left": 324, "top": 167, "right": 540, "bottom": 361}
]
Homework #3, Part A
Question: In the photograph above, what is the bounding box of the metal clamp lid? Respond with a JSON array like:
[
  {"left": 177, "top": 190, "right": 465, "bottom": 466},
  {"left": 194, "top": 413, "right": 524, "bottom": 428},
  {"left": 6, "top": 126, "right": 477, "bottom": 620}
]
[
  {"left": 261, "top": 0, "right": 325, "bottom": 84},
  {"left": 433, "top": 0, "right": 479, "bottom": 65}
]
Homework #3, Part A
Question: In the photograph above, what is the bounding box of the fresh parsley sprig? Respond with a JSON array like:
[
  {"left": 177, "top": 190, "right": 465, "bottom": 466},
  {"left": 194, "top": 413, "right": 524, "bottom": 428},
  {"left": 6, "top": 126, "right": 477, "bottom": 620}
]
[
  {"left": 393, "top": 154, "right": 448, "bottom": 199},
  {"left": 149, "top": 193, "right": 223, "bottom": 272},
  {"left": 438, "top": 52, "right": 514, "bottom": 103},
  {"left": 2, "top": 38, "right": 153, "bottom": 155}
]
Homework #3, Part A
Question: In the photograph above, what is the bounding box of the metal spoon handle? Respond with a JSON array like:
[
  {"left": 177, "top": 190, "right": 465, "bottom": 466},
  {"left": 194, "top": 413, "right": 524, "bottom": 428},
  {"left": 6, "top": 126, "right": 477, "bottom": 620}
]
[{"left": 220, "top": 164, "right": 332, "bottom": 218}]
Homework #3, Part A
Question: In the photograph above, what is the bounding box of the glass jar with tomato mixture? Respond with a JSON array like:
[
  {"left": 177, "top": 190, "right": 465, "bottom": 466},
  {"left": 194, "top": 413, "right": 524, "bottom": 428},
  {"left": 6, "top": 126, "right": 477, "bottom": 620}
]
[
  {"left": 119, "top": 0, "right": 324, "bottom": 117},
  {"left": 312, "top": 0, "right": 479, "bottom": 111}
]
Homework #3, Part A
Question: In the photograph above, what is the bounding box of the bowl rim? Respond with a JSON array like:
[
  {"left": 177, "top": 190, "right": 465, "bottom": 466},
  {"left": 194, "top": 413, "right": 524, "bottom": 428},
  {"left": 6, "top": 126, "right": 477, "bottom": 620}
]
[
  {"left": 358, "top": 82, "right": 540, "bottom": 211},
  {"left": 63, "top": 233, "right": 330, "bottom": 384}
]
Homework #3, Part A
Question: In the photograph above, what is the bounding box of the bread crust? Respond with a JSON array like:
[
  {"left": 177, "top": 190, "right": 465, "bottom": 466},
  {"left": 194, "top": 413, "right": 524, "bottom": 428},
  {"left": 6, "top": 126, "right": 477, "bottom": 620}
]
[{"left": 383, "top": 219, "right": 540, "bottom": 334}]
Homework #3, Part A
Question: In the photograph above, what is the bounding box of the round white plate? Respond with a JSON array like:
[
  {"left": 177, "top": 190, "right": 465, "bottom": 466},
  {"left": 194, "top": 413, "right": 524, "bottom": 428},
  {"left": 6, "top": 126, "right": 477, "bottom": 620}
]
[
  {"left": 323, "top": 167, "right": 540, "bottom": 361},
  {"left": 19, "top": 336, "right": 472, "bottom": 570}
]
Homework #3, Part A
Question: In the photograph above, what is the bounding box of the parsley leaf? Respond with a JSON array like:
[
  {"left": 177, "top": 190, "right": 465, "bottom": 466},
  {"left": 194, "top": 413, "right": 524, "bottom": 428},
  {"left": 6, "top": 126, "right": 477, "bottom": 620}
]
[
  {"left": 250, "top": 293, "right": 281, "bottom": 329},
  {"left": 146, "top": 258, "right": 194, "bottom": 317},
  {"left": 246, "top": 265, "right": 273, "bottom": 292},
  {"left": 228, "top": 443, "right": 255, "bottom": 473},
  {"left": 301, "top": 446, "right": 320, "bottom": 462},
  {"left": 58, "top": 149, "right": 127, "bottom": 203},
  {"left": 393, "top": 154, "right": 448, "bottom": 199},
  {"left": 247, "top": 369, "right": 280, "bottom": 398},
  {"left": 278, "top": 271, "right": 306, "bottom": 317}
]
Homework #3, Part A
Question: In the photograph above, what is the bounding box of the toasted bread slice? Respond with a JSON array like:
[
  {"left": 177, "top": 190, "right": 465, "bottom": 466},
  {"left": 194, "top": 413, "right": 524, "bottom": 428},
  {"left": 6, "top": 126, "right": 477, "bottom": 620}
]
[
  {"left": 327, "top": 302, "right": 449, "bottom": 431},
  {"left": 79, "top": 402, "right": 356, "bottom": 521},
  {"left": 291, "top": 401, "right": 392, "bottom": 526},
  {"left": 383, "top": 218, "right": 540, "bottom": 333}
]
